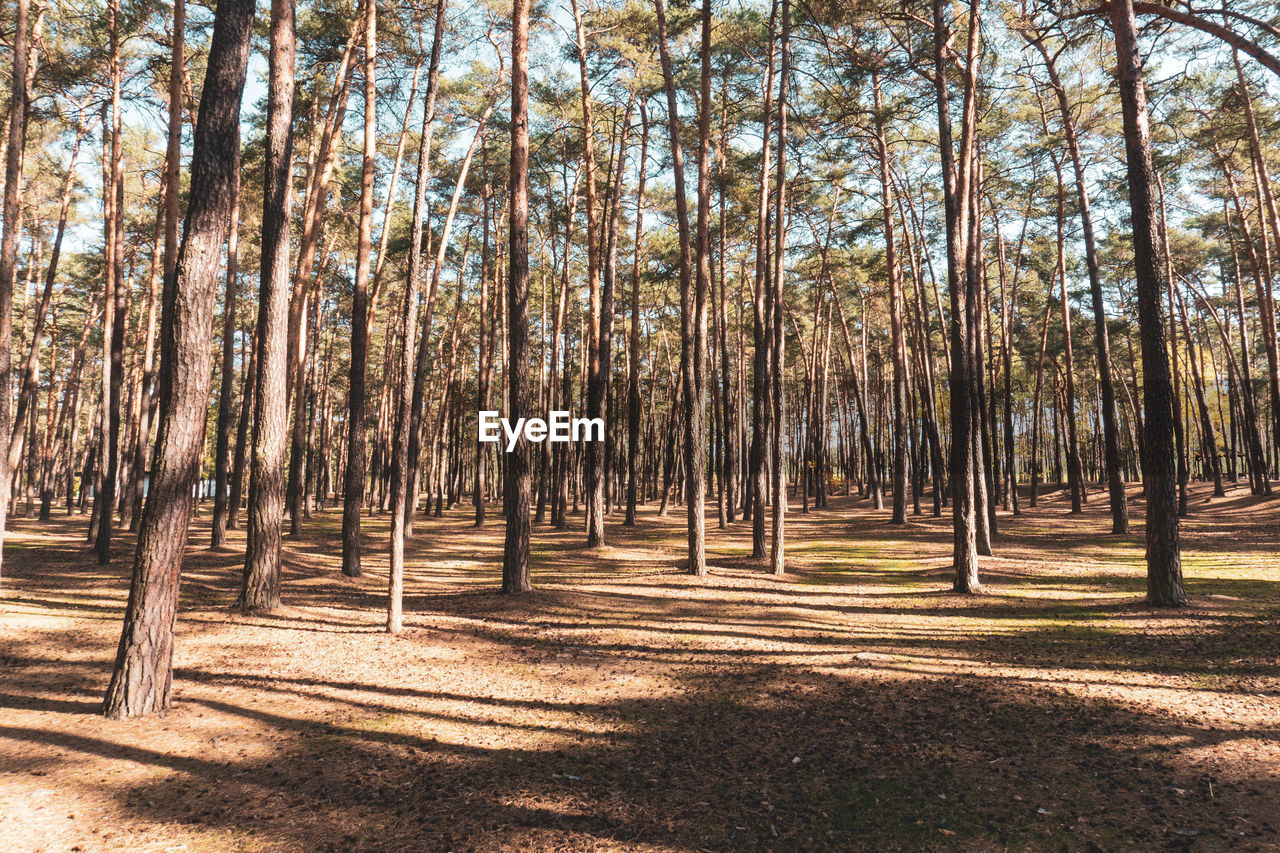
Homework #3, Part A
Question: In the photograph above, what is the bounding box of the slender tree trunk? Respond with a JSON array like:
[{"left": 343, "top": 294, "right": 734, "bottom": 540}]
[
  {"left": 93, "top": 0, "right": 128, "bottom": 564},
  {"left": 1046, "top": 146, "right": 1085, "bottom": 514},
  {"left": 654, "top": 0, "right": 705, "bottom": 576},
  {"left": 1174, "top": 287, "right": 1223, "bottom": 496},
  {"left": 388, "top": 0, "right": 447, "bottom": 630},
  {"left": 1029, "top": 36, "right": 1128, "bottom": 532},
  {"left": 1156, "top": 175, "right": 1190, "bottom": 517},
  {"left": 342, "top": 0, "right": 377, "bottom": 578},
  {"left": 475, "top": 144, "right": 492, "bottom": 527},
  {"left": 874, "top": 70, "right": 908, "bottom": 525},
  {"left": 626, "top": 107, "right": 649, "bottom": 527},
  {"left": 0, "top": 0, "right": 31, "bottom": 574},
  {"left": 715, "top": 86, "right": 737, "bottom": 524},
  {"left": 504, "top": 0, "right": 533, "bottom": 593},
  {"left": 768, "top": 0, "right": 791, "bottom": 576},
  {"left": 211, "top": 160, "right": 240, "bottom": 548},
  {"left": 229, "top": 322, "right": 255, "bottom": 527},
  {"left": 748, "top": 0, "right": 778, "bottom": 556},
  {"left": 571, "top": 0, "right": 607, "bottom": 548}
]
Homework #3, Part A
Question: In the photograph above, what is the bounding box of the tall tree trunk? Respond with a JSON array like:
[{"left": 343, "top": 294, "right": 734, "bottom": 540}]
[
  {"left": 934, "top": 0, "right": 981, "bottom": 591},
  {"left": 389, "top": 0, "right": 447, "bottom": 630},
  {"left": 0, "top": 0, "right": 31, "bottom": 574},
  {"left": 690, "top": 0, "right": 714, "bottom": 567},
  {"left": 93, "top": 0, "right": 128, "bottom": 564},
  {"left": 716, "top": 85, "right": 736, "bottom": 524},
  {"left": 769, "top": 0, "right": 791, "bottom": 576},
  {"left": 211, "top": 159, "right": 240, "bottom": 548},
  {"left": 571, "top": 0, "right": 606, "bottom": 548},
  {"left": 1047, "top": 145, "right": 1085, "bottom": 514},
  {"left": 229, "top": 322, "right": 256, "bottom": 526},
  {"left": 600, "top": 95, "right": 634, "bottom": 522},
  {"left": 625, "top": 106, "right": 649, "bottom": 527},
  {"left": 1156, "top": 175, "right": 1190, "bottom": 517},
  {"left": 874, "top": 70, "right": 908, "bottom": 525},
  {"left": 654, "top": 0, "right": 705, "bottom": 576},
  {"left": 1029, "top": 36, "right": 1128, "bottom": 532},
  {"left": 475, "top": 144, "right": 492, "bottom": 527},
  {"left": 239, "top": 0, "right": 295, "bottom": 611},
  {"left": 1107, "top": 0, "right": 1184, "bottom": 606},
  {"left": 504, "top": 0, "right": 533, "bottom": 593},
  {"left": 103, "top": 0, "right": 255, "bottom": 717},
  {"left": 342, "top": 0, "right": 377, "bottom": 578},
  {"left": 748, "top": 0, "right": 779, "bottom": 556},
  {"left": 1174, "top": 287, "right": 1223, "bottom": 496}
]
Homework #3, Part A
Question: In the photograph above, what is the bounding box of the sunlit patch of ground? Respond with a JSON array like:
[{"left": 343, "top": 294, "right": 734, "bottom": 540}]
[{"left": 1, "top": 482, "right": 1277, "bottom": 851}]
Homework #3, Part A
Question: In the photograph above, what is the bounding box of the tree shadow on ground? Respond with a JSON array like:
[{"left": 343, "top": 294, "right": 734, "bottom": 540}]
[{"left": 2, "top": 665, "right": 1276, "bottom": 851}]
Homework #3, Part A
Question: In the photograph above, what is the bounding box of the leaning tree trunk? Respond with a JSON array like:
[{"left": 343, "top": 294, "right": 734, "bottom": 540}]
[
  {"left": 103, "top": 0, "right": 255, "bottom": 717},
  {"left": 1107, "top": 0, "right": 1185, "bottom": 606},
  {"left": 1029, "top": 36, "right": 1128, "bottom": 533},
  {"left": 389, "top": 0, "right": 446, "bottom": 630}
]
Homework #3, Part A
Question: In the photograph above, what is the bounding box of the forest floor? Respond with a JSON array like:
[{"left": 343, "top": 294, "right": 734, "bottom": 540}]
[{"left": 1, "top": 482, "right": 1278, "bottom": 852}]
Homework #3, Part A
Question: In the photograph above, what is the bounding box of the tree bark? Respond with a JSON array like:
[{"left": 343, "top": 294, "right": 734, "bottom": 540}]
[
  {"left": 504, "top": 0, "right": 533, "bottom": 594},
  {"left": 103, "top": 0, "right": 255, "bottom": 717},
  {"left": 625, "top": 106, "right": 649, "bottom": 527},
  {"left": 769, "top": 0, "right": 791, "bottom": 576},
  {"left": 211, "top": 157, "right": 239, "bottom": 549},
  {"left": 934, "top": 0, "right": 981, "bottom": 591},
  {"left": 1107, "top": 0, "right": 1185, "bottom": 606},
  {"left": 0, "top": 0, "right": 31, "bottom": 575},
  {"left": 654, "top": 0, "right": 705, "bottom": 576},
  {"left": 748, "top": 0, "right": 779, "bottom": 556},
  {"left": 874, "top": 69, "right": 909, "bottom": 525},
  {"left": 388, "top": 0, "right": 447, "bottom": 630},
  {"left": 93, "top": 0, "right": 128, "bottom": 564},
  {"left": 342, "top": 0, "right": 377, "bottom": 578},
  {"left": 240, "top": 0, "right": 296, "bottom": 611},
  {"left": 1028, "top": 35, "right": 1128, "bottom": 532}
]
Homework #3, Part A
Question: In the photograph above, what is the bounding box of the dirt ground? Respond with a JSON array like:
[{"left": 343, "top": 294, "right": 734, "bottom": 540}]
[{"left": 1, "top": 482, "right": 1278, "bottom": 852}]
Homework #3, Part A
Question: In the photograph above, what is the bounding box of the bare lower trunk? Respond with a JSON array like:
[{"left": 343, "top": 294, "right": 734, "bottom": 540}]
[
  {"left": 504, "top": 0, "right": 533, "bottom": 594},
  {"left": 239, "top": 0, "right": 295, "bottom": 612},
  {"left": 103, "top": 0, "right": 254, "bottom": 717},
  {"left": 1108, "top": 0, "right": 1184, "bottom": 606},
  {"left": 342, "top": 0, "right": 377, "bottom": 578}
]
